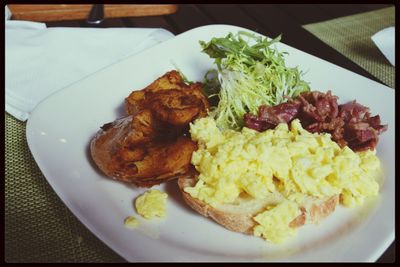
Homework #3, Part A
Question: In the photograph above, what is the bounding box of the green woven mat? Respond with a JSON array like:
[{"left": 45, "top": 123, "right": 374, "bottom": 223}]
[
  {"left": 5, "top": 112, "right": 125, "bottom": 263},
  {"left": 303, "top": 6, "right": 395, "bottom": 88}
]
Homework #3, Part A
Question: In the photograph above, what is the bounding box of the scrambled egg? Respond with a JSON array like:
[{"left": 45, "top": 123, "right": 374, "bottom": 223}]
[
  {"left": 186, "top": 117, "right": 381, "bottom": 243},
  {"left": 253, "top": 200, "right": 301, "bottom": 243},
  {"left": 124, "top": 216, "right": 139, "bottom": 229},
  {"left": 135, "top": 190, "right": 168, "bottom": 219}
]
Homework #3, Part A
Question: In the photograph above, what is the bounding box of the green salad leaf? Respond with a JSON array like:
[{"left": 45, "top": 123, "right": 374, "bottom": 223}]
[
  {"left": 200, "top": 31, "right": 310, "bottom": 130},
  {"left": 171, "top": 61, "right": 194, "bottom": 85}
]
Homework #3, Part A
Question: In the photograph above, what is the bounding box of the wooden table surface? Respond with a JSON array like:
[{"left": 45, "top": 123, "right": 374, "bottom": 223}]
[
  {"left": 43, "top": 4, "right": 394, "bottom": 262},
  {"left": 8, "top": 4, "right": 178, "bottom": 21}
]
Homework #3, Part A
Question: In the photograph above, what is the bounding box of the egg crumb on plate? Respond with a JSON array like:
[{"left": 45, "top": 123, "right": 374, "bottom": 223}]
[
  {"left": 186, "top": 117, "right": 381, "bottom": 243},
  {"left": 135, "top": 190, "right": 168, "bottom": 219},
  {"left": 124, "top": 216, "right": 139, "bottom": 229}
]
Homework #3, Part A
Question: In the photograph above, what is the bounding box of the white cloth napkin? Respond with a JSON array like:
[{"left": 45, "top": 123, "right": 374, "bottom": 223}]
[
  {"left": 5, "top": 7, "right": 174, "bottom": 121},
  {"left": 371, "top": 26, "right": 395, "bottom": 66}
]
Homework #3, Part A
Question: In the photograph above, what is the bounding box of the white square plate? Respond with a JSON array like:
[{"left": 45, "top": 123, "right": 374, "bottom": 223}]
[{"left": 26, "top": 25, "right": 394, "bottom": 262}]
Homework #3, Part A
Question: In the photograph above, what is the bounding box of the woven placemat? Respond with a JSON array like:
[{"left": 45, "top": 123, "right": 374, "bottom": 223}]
[
  {"left": 303, "top": 6, "right": 395, "bottom": 88},
  {"left": 5, "top": 112, "right": 126, "bottom": 263}
]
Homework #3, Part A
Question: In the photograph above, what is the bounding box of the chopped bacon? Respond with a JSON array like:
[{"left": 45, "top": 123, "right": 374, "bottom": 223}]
[
  {"left": 339, "top": 101, "right": 369, "bottom": 122},
  {"left": 244, "top": 90, "right": 387, "bottom": 152},
  {"left": 297, "top": 91, "right": 339, "bottom": 122},
  {"left": 244, "top": 102, "right": 299, "bottom": 132}
]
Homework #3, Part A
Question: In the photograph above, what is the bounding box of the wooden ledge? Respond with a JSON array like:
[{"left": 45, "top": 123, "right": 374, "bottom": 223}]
[{"left": 7, "top": 4, "right": 178, "bottom": 22}]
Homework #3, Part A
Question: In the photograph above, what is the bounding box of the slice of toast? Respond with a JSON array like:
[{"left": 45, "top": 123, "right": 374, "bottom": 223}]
[{"left": 178, "top": 172, "right": 339, "bottom": 235}]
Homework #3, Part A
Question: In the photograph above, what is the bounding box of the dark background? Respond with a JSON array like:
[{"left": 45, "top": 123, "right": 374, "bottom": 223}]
[{"left": 46, "top": 4, "right": 395, "bottom": 262}]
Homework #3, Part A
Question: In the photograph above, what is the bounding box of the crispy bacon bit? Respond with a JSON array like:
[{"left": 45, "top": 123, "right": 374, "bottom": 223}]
[
  {"left": 244, "top": 102, "right": 300, "bottom": 132},
  {"left": 244, "top": 90, "right": 387, "bottom": 152},
  {"left": 297, "top": 91, "right": 339, "bottom": 124}
]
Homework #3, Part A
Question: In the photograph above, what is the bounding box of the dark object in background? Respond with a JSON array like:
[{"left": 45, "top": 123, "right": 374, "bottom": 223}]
[{"left": 87, "top": 4, "right": 104, "bottom": 25}]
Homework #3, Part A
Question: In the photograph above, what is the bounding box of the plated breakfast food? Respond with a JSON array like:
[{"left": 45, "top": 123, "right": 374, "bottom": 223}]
[
  {"left": 90, "top": 70, "right": 209, "bottom": 187},
  {"left": 90, "top": 31, "right": 387, "bottom": 245}
]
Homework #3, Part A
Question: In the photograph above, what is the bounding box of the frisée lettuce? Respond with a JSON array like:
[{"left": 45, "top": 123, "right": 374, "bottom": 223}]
[{"left": 200, "top": 31, "right": 310, "bottom": 130}]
